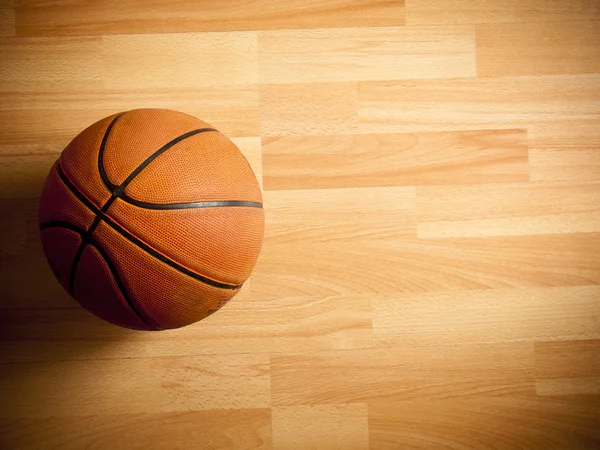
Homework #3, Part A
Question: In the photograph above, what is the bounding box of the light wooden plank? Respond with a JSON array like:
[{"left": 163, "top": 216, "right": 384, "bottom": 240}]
[
  {"left": 477, "top": 21, "right": 600, "bottom": 77},
  {"left": 0, "top": 36, "right": 102, "bottom": 92},
  {"left": 248, "top": 234, "right": 600, "bottom": 299},
  {"left": 15, "top": 0, "right": 405, "bottom": 37},
  {"left": 271, "top": 343, "right": 534, "bottom": 406},
  {"left": 260, "top": 82, "right": 358, "bottom": 137},
  {"left": 358, "top": 74, "right": 600, "bottom": 149},
  {"left": 0, "top": 409, "right": 272, "bottom": 450},
  {"left": 530, "top": 149, "right": 600, "bottom": 182},
  {"left": 0, "top": 0, "right": 15, "bottom": 37},
  {"left": 102, "top": 33, "right": 258, "bottom": 89},
  {"left": 369, "top": 397, "right": 600, "bottom": 449},
  {"left": 1, "top": 354, "right": 270, "bottom": 417},
  {"left": 233, "top": 137, "right": 263, "bottom": 189},
  {"left": 405, "top": 0, "right": 600, "bottom": 26},
  {"left": 272, "top": 404, "right": 368, "bottom": 450},
  {"left": 0, "top": 88, "right": 260, "bottom": 151},
  {"left": 258, "top": 26, "right": 475, "bottom": 84},
  {"left": 262, "top": 129, "right": 529, "bottom": 190},
  {"left": 373, "top": 286, "right": 600, "bottom": 346},
  {"left": 264, "top": 186, "right": 416, "bottom": 244},
  {"left": 417, "top": 181, "right": 600, "bottom": 238},
  {"left": 535, "top": 340, "right": 600, "bottom": 396},
  {"left": 0, "top": 295, "right": 373, "bottom": 362}
]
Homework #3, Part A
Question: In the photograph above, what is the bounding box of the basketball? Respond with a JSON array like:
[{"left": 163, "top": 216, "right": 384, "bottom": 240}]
[{"left": 38, "top": 109, "right": 264, "bottom": 330}]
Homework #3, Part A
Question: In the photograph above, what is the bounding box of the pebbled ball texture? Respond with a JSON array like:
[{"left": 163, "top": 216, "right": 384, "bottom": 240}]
[{"left": 38, "top": 109, "right": 264, "bottom": 330}]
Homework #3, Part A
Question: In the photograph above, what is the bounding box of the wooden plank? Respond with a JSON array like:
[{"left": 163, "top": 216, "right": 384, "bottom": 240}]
[
  {"left": 15, "top": 0, "right": 405, "bottom": 37},
  {"left": 262, "top": 129, "right": 529, "bottom": 190},
  {"left": 530, "top": 149, "right": 600, "bottom": 182},
  {"left": 0, "top": 154, "right": 55, "bottom": 199},
  {"left": 271, "top": 343, "right": 534, "bottom": 406},
  {"left": 536, "top": 340, "right": 600, "bottom": 396},
  {"left": 0, "top": 0, "right": 15, "bottom": 37},
  {"left": 405, "top": 0, "right": 600, "bottom": 26},
  {"left": 272, "top": 404, "right": 368, "bottom": 450},
  {"left": 248, "top": 234, "right": 600, "bottom": 299},
  {"left": 264, "top": 186, "right": 416, "bottom": 244},
  {"left": 1, "top": 354, "right": 270, "bottom": 417},
  {"left": 373, "top": 286, "right": 600, "bottom": 346},
  {"left": 0, "top": 88, "right": 260, "bottom": 151},
  {"left": 358, "top": 74, "right": 600, "bottom": 149},
  {"left": 0, "top": 36, "right": 102, "bottom": 92},
  {"left": 260, "top": 82, "right": 358, "bottom": 137},
  {"left": 369, "top": 397, "right": 600, "bottom": 449},
  {"left": 102, "top": 33, "right": 258, "bottom": 89},
  {"left": 258, "top": 26, "right": 475, "bottom": 84},
  {"left": 0, "top": 295, "right": 373, "bottom": 362},
  {"left": 0, "top": 409, "right": 272, "bottom": 450},
  {"left": 477, "top": 21, "right": 600, "bottom": 77},
  {"left": 234, "top": 137, "right": 263, "bottom": 188},
  {"left": 417, "top": 181, "right": 600, "bottom": 238}
]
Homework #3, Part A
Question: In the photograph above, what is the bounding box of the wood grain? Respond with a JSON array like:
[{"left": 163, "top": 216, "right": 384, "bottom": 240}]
[
  {"left": 417, "top": 181, "right": 600, "bottom": 238},
  {"left": 530, "top": 149, "right": 600, "bottom": 182},
  {"left": 258, "top": 26, "right": 475, "bottom": 84},
  {"left": 2, "top": 1, "right": 600, "bottom": 448},
  {"left": 405, "top": 0, "right": 600, "bottom": 25},
  {"left": 271, "top": 404, "right": 368, "bottom": 450},
  {"left": 0, "top": 294, "right": 372, "bottom": 362},
  {"left": 358, "top": 74, "right": 600, "bottom": 149},
  {"left": 373, "top": 286, "right": 600, "bottom": 346},
  {"left": 369, "top": 397, "right": 600, "bottom": 449},
  {"left": 0, "top": 88, "right": 260, "bottom": 150},
  {"left": 477, "top": 21, "right": 600, "bottom": 77},
  {"left": 102, "top": 33, "right": 258, "bottom": 89},
  {"left": 1, "top": 354, "right": 270, "bottom": 417},
  {"left": 15, "top": 0, "right": 405, "bottom": 37},
  {"left": 260, "top": 82, "right": 358, "bottom": 137},
  {"left": 249, "top": 234, "right": 600, "bottom": 299},
  {"left": 0, "top": 0, "right": 15, "bottom": 37},
  {"left": 271, "top": 343, "right": 534, "bottom": 406},
  {"left": 262, "top": 129, "right": 529, "bottom": 190},
  {"left": 0, "top": 36, "right": 102, "bottom": 92},
  {"left": 0, "top": 409, "right": 272, "bottom": 450},
  {"left": 264, "top": 186, "right": 416, "bottom": 244},
  {"left": 535, "top": 340, "right": 600, "bottom": 396}
]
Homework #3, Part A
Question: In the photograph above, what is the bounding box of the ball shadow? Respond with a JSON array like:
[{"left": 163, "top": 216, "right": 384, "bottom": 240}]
[{"left": 0, "top": 175, "right": 138, "bottom": 422}]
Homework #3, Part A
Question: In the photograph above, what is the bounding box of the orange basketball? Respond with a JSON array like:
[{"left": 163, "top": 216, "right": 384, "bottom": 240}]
[{"left": 39, "top": 109, "right": 264, "bottom": 330}]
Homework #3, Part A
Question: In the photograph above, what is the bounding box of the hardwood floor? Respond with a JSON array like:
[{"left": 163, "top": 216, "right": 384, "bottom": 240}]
[{"left": 1, "top": 1, "right": 599, "bottom": 448}]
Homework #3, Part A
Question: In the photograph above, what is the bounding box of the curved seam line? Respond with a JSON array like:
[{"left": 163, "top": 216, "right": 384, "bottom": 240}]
[
  {"left": 87, "top": 240, "right": 156, "bottom": 328},
  {"left": 98, "top": 113, "right": 125, "bottom": 192},
  {"left": 114, "top": 128, "right": 217, "bottom": 195},
  {"left": 40, "top": 221, "right": 86, "bottom": 235},
  {"left": 53, "top": 164, "right": 242, "bottom": 290},
  {"left": 101, "top": 214, "right": 243, "bottom": 291},
  {"left": 56, "top": 163, "right": 102, "bottom": 214}
]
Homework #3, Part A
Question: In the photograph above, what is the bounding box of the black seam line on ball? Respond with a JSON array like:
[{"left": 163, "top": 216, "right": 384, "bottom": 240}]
[
  {"left": 122, "top": 197, "right": 264, "bottom": 210},
  {"left": 55, "top": 163, "right": 242, "bottom": 291},
  {"left": 39, "top": 220, "right": 154, "bottom": 327},
  {"left": 68, "top": 215, "right": 103, "bottom": 295},
  {"left": 101, "top": 214, "right": 243, "bottom": 291},
  {"left": 56, "top": 163, "right": 102, "bottom": 215},
  {"left": 87, "top": 239, "right": 154, "bottom": 328},
  {"left": 118, "top": 128, "right": 217, "bottom": 190},
  {"left": 102, "top": 127, "right": 217, "bottom": 199},
  {"left": 98, "top": 113, "right": 126, "bottom": 192},
  {"left": 40, "top": 221, "right": 86, "bottom": 235}
]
